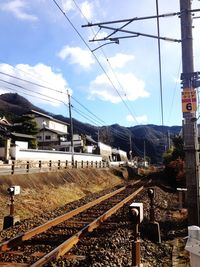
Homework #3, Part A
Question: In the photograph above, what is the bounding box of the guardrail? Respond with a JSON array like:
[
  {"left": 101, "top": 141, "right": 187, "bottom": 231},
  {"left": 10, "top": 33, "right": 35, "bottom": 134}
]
[{"left": 0, "top": 160, "right": 110, "bottom": 175}]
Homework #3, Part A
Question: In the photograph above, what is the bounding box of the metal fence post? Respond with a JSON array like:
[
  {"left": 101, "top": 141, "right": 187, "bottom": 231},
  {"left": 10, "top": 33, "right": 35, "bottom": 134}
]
[
  {"left": 39, "top": 160, "right": 42, "bottom": 171},
  {"left": 65, "top": 160, "right": 68, "bottom": 169},
  {"left": 11, "top": 161, "right": 15, "bottom": 175},
  {"left": 49, "top": 160, "right": 52, "bottom": 171},
  {"left": 58, "top": 160, "right": 61, "bottom": 170},
  {"left": 26, "top": 161, "right": 30, "bottom": 173}
]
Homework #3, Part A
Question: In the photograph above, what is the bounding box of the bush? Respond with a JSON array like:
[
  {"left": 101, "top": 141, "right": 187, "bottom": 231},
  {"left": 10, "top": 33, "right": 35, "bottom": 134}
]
[{"left": 164, "top": 158, "right": 185, "bottom": 187}]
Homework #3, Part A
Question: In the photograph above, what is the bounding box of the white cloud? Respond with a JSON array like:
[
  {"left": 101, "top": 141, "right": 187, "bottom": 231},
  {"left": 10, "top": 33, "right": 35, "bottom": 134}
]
[
  {"left": 0, "top": 63, "right": 71, "bottom": 107},
  {"left": 88, "top": 71, "right": 149, "bottom": 103},
  {"left": 80, "top": 1, "right": 93, "bottom": 20},
  {"left": 108, "top": 53, "right": 135, "bottom": 69},
  {"left": 126, "top": 114, "right": 148, "bottom": 124},
  {"left": 61, "top": 0, "right": 93, "bottom": 20},
  {"left": 0, "top": 0, "right": 38, "bottom": 21},
  {"left": 58, "top": 45, "right": 95, "bottom": 69},
  {"left": 61, "top": 0, "right": 74, "bottom": 12}
]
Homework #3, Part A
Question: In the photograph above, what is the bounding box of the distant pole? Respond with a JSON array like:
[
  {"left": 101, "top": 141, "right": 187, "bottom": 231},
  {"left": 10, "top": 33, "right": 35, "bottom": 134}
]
[
  {"left": 180, "top": 0, "right": 200, "bottom": 225},
  {"left": 129, "top": 135, "right": 132, "bottom": 161},
  {"left": 67, "top": 91, "right": 74, "bottom": 166},
  {"left": 167, "top": 131, "right": 171, "bottom": 150},
  {"left": 42, "top": 120, "right": 46, "bottom": 150},
  {"left": 98, "top": 127, "right": 100, "bottom": 142}
]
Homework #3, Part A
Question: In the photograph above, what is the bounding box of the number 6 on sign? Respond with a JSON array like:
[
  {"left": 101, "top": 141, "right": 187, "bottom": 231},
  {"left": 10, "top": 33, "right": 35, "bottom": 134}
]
[
  {"left": 186, "top": 103, "right": 192, "bottom": 111},
  {"left": 182, "top": 89, "right": 197, "bottom": 113}
]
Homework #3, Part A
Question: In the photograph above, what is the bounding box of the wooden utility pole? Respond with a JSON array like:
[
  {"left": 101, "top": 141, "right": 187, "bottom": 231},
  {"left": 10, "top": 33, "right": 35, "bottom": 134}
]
[
  {"left": 180, "top": 0, "right": 200, "bottom": 225},
  {"left": 67, "top": 91, "right": 74, "bottom": 166}
]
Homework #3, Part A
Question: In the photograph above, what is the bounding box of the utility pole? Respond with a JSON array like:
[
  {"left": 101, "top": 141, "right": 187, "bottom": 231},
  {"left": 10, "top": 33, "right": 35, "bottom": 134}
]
[
  {"left": 67, "top": 91, "right": 74, "bottom": 166},
  {"left": 129, "top": 134, "right": 132, "bottom": 161},
  {"left": 180, "top": 0, "right": 200, "bottom": 225},
  {"left": 82, "top": 0, "right": 200, "bottom": 224},
  {"left": 167, "top": 130, "right": 171, "bottom": 150}
]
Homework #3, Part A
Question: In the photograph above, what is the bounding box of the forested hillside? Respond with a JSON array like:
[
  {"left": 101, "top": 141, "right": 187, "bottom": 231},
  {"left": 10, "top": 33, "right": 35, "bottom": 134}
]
[{"left": 0, "top": 93, "right": 182, "bottom": 163}]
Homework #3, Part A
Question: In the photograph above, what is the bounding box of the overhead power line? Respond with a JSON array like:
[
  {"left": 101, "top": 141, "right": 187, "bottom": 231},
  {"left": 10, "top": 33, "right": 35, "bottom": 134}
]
[
  {"left": 0, "top": 63, "right": 107, "bottom": 129},
  {"left": 52, "top": 0, "right": 143, "bottom": 127},
  {"left": 155, "top": 0, "right": 164, "bottom": 126},
  {"left": 0, "top": 78, "right": 66, "bottom": 105},
  {"left": 0, "top": 71, "right": 65, "bottom": 94},
  {"left": 72, "top": 0, "right": 139, "bottom": 124},
  {"left": 71, "top": 96, "right": 106, "bottom": 125}
]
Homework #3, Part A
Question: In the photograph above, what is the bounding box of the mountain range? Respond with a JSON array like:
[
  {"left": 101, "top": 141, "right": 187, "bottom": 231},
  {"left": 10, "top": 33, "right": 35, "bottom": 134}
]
[{"left": 0, "top": 93, "right": 182, "bottom": 163}]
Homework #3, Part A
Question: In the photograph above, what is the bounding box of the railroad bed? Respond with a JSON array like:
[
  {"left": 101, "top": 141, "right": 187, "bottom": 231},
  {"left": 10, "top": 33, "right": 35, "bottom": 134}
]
[
  {"left": 0, "top": 179, "right": 146, "bottom": 267},
  {"left": 0, "top": 179, "right": 189, "bottom": 267}
]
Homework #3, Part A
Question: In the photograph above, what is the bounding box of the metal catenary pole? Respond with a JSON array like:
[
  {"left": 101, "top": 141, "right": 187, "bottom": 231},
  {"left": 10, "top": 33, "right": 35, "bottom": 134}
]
[
  {"left": 82, "top": 0, "right": 200, "bottom": 225},
  {"left": 180, "top": 0, "right": 200, "bottom": 226}
]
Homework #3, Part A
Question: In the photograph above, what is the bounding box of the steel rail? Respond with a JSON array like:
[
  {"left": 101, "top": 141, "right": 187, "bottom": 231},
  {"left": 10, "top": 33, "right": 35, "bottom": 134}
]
[
  {"left": 0, "top": 186, "right": 126, "bottom": 252},
  {"left": 30, "top": 185, "right": 144, "bottom": 267},
  {"left": 0, "top": 263, "right": 29, "bottom": 267}
]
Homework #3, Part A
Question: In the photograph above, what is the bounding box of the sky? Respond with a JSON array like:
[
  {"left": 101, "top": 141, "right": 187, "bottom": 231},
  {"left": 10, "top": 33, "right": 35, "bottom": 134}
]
[{"left": 0, "top": 0, "right": 200, "bottom": 128}]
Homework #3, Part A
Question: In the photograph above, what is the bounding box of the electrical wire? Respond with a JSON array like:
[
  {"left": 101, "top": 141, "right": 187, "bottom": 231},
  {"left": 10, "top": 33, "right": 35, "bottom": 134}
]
[
  {"left": 72, "top": 0, "right": 139, "bottom": 124},
  {"left": 0, "top": 70, "right": 65, "bottom": 94},
  {"left": 71, "top": 0, "right": 167, "bottom": 144},
  {"left": 71, "top": 96, "right": 106, "bottom": 125},
  {"left": 0, "top": 78, "right": 66, "bottom": 105},
  {"left": 0, "top": 85, "right": 63, "bottom": 106},
  {"left": 52, "top": 0, "right": 141, "bottom": 126},
  {"left": 0, "top": 72, "right": 130, "bottom": 141},
  {"left": 72, "top": 106, "right": 104, "bottom": 126},
  {"left": 0, "top": 79, "right": 109, "bottom": 130},
  {"left": 0, "top": 73, "right": 144, "bottom": 147},
  {"left": 0, "top": 63, "right": 106, "bottom": 128},
  {"left": 156, "top": 0, "right": 164, "bottom": 126},
  {"left": 166, "top": 60, "right": 182, "bottom": 125}
]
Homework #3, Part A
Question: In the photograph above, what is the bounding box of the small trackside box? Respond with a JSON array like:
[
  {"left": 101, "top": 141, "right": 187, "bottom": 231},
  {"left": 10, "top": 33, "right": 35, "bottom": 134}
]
[
  {"left": 129, "top": 202, "right": 143, "bottom": 224},
  {"left": 7, "top": 185, "right": 21, "bottom": 195}
]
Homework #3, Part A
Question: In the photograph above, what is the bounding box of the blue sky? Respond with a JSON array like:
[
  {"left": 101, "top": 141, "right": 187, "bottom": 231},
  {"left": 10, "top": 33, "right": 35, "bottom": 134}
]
[{"left": 0, "top": 0, "right": 200, "bottom": 127}]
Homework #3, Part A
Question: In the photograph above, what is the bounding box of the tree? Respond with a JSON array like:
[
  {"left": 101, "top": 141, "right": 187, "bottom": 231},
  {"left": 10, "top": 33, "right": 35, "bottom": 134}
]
[
  {"left": 13, "top": 115, "right": 38, "bottom": 135},
  {"left": 163, "top": 135, "right": 184, "bottom": 164},
  {"left": 171, "top": 135, "right": 184, "bottom": 160},
  {"left": 99, "top": 126, "right": 113, "bottom": 145},
  {"left": 12, "top": 115, "right": 39, "bottom": 149},
  {"left": 163, "top": 135, "right": 185, "bottom": 187}
]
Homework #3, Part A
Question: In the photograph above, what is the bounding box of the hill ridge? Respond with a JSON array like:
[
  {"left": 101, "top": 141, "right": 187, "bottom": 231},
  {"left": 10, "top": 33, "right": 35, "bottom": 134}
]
[{"left": 0, "top": 93, "right": 181, "bottom": 163}]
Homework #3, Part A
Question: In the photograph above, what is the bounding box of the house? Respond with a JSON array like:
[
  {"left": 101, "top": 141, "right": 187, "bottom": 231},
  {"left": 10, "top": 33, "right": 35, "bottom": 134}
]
[
  {"left": 26, "top": 110, "right": 69, "bottom": 149},
  {"left": 111, "top": 148, "right": 128, "bottom": 162},
  {"left": 0, "top": 116, "right": 34, "bottom": 161},
  {"left": 0, "top": 116, "right": 12, "bottom": 137},
  {"left": 59, "top": 134, "right": 97, "bottom": 153}
]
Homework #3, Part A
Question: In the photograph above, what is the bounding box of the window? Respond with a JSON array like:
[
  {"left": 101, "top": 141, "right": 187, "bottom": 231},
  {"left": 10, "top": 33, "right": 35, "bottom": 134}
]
[
  {"left": 45, "top": 136, "right": 51, "bottom": 140},
  {"left": 37, "top": 136, "right": 42, "bottom": 140}
]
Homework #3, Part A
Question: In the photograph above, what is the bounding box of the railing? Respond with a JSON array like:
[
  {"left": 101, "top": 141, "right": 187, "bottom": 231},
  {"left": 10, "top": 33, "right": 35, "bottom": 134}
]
[{"left": 0, "top": 160, "right": 110, "bottom": 175}]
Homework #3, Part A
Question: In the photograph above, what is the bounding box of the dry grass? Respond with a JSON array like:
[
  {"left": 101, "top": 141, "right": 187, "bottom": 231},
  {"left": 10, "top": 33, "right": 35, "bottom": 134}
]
[{"left": 0, "top": 168, "right": 123, "bottom": 229}]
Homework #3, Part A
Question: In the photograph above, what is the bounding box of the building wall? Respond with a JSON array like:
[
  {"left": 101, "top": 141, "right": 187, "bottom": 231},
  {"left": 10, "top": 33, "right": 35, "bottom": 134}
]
[
  {"left": 49, "top": 120, "right": 67, "bottom": 133},
  {"left": 10, "top": 146, "right": 102, "bottom": 162},
  {"left": 98, "top": 142, "right": 112, "bottom": 161},
  {"left": 37, "top": 130, "right": 59, "bottom": 143},
  {"left": 118, "top": 149, "right": 128, "bottom": 161},
  {"left": 34, "top": 117, "right": 68, "bottom": 134}
]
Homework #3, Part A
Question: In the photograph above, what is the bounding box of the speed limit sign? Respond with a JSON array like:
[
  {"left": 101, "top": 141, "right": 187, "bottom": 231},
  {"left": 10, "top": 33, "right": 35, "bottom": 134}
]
[{"left": 182, "top": 89, "right": 197, "bottom": 113}]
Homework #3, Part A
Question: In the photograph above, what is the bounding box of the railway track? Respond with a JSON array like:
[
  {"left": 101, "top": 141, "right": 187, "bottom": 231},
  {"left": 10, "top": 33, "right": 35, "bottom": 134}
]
[{"left": 0, "top": 179, "right": 146, "bottom": 267}]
